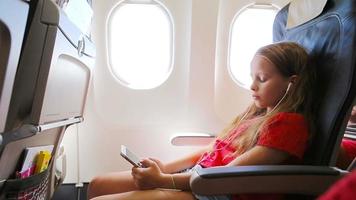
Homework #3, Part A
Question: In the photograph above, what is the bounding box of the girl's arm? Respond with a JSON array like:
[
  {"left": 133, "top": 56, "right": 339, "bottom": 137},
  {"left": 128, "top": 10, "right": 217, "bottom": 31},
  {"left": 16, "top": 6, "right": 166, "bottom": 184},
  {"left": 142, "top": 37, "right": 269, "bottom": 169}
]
[
  {"left": 132, "top": 145, "right": 211, "bottom": 191},
  {"left": 132, "top": 159, "right": 194, "bottom": 190},
  {"left": 226, "top": 145, "right": 289, "bottom": 166},
  {"left": 157, "top": 172, "right": 192, "bottom": 191}
]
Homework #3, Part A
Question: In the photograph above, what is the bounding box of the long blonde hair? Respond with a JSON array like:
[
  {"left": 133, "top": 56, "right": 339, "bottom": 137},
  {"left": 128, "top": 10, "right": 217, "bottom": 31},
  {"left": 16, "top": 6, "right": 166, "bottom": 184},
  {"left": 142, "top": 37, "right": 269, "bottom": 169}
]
[{"left": 218, "top": 42, "right": 316, "bottom": 155}]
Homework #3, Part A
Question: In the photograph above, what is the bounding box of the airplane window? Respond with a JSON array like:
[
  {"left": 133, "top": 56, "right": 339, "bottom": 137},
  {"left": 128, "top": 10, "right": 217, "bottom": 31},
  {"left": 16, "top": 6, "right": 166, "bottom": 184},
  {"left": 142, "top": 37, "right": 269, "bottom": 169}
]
[
  {"left": 108, "top": 0, "right": 173, "bottom": 89},
  {"left": 228, "top": 6, "right": 278, "bottom": 89}
]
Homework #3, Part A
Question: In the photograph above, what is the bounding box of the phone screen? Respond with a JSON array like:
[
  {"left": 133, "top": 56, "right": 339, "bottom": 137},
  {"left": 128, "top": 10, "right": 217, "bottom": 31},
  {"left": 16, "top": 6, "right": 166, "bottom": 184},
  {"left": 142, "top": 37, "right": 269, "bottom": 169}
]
[{"left": 120, "top": 145, "right": 142, "bottom": 167}]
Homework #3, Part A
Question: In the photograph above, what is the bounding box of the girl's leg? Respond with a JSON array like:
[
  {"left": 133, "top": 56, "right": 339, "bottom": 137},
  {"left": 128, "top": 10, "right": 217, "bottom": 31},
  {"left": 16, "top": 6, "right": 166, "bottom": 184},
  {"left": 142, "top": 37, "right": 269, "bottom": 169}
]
[
  {"left": 87, "top": 170, "right": 138, "bottom": 199},
  {"left": 90, "top": 189, "right": 196, "bottom": 200}
]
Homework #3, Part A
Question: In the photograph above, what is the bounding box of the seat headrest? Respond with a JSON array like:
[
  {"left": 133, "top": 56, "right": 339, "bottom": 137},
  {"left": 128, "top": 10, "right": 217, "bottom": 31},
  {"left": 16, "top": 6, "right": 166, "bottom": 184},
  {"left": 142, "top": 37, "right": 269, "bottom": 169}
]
[{"left": 286, "top": 0, "right": 328, "bottom": 29}]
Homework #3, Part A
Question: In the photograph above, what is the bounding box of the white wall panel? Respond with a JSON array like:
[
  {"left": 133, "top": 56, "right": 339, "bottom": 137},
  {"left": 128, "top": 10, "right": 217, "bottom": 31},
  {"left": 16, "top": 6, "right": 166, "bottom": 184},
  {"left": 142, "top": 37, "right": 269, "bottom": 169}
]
[{"left": 79, "top": 0, "right": 222, "bottom": 183}]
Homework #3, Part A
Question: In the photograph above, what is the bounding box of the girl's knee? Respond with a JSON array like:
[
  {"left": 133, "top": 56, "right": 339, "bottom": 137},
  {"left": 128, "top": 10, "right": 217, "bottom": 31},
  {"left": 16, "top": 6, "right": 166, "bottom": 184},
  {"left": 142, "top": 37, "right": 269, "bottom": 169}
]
[{"left": 87, "top": 176, "right": 105, "bottom": 199}]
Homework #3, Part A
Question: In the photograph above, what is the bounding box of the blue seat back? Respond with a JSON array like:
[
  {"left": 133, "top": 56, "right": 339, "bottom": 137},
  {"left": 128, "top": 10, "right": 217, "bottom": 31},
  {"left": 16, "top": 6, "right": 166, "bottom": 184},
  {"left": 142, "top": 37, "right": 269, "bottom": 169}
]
[{"left": 273, "top": 0, "right": 356, "bottom": 165}]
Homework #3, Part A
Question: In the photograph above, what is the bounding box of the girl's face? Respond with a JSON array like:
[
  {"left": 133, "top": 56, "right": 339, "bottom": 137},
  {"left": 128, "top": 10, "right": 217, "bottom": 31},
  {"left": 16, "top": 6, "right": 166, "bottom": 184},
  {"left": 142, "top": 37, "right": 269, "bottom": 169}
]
[{"left": 250, "top": 55, "right": 290, "bottom": 112}]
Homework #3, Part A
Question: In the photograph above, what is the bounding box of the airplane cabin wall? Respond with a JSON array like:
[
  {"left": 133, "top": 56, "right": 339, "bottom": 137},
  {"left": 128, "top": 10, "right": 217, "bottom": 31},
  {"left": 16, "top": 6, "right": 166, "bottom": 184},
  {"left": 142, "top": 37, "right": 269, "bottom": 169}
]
[{"left": 61, "top": 0, "right": 290, "bottom": 184}]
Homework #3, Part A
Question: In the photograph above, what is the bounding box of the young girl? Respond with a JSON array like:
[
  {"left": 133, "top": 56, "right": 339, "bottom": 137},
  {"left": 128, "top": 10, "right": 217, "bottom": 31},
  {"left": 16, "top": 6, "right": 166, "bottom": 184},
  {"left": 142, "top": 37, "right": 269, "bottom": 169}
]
[
  {"left": 337, "top": 105, "right": 356, "bottom": 169},
  {"left": 87, "top": 42, "right": 316, "bottom": 200}
]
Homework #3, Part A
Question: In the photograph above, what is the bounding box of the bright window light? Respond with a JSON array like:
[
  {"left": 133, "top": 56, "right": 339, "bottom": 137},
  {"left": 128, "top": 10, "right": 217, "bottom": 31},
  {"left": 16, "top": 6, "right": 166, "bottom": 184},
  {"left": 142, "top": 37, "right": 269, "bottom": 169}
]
[
  {"left": 108, "top": 1, "right": 173, "bottom": 89},
  {"left": 229, "top": 7, "right": 278, "bottom": 89}
]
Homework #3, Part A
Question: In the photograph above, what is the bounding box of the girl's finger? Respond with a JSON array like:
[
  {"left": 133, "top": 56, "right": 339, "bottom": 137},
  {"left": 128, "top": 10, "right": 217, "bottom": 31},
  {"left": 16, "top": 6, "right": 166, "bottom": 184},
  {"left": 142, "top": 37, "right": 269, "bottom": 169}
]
[{"left": 140, "top": 158, "right": 155, "bottom": 167}]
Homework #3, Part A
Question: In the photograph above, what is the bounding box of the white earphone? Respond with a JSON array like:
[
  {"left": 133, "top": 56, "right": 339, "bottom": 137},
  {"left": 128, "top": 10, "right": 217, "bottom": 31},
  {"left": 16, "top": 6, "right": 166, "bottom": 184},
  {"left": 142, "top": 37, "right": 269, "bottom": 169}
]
[
  {"left": 266, "top": 81, "right": 293, "bottom": 115},
  {"left": 241, "top": 81, "right": 294, "bottom": 122},
  {"left": 286, "top": 82, "right": 292, "bottom": 93}
]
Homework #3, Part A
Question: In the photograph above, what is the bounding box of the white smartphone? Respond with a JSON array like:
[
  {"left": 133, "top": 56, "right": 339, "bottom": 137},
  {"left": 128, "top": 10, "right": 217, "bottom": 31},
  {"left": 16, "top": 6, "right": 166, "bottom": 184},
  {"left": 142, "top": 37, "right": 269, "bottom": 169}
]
[{"left": 120, "top": 145, "right": 143, "bottom": 167}]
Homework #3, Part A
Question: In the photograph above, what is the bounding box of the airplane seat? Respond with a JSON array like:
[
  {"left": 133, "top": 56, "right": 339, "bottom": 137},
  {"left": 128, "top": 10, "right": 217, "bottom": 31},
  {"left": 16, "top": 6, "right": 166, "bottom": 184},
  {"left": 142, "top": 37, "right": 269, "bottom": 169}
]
[
  {"left": 273, "top": 0, "right": 356, "bottom": 167},
  {"left": 190, "top": 0, "right": 356, "bottom": 198},
  {"left": 0, "top": 0, "right": 29, "bottom": 138},
  {"left": 0, "top": 0, "right": 95, "bottom": 199}
]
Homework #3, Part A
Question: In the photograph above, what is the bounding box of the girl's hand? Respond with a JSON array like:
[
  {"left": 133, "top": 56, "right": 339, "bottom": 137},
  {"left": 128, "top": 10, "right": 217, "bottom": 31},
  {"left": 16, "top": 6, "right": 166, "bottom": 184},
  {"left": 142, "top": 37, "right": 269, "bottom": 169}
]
[
  {"left": 131, "top": 158, "right": 165, "bottom": 190},
  {"left": 149, "top": 158, "right": 167, "bottom": 173}
]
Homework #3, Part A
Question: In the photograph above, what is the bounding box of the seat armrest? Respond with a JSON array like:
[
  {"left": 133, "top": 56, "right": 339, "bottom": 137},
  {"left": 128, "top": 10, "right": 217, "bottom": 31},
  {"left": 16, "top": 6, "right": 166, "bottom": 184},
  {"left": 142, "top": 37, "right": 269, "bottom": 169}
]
[
  {"left": 190, "top": 165, "right": 347, "bottom": 196},
  {"left": 171, "top": 134, "right": 215, "bottom": 146}
]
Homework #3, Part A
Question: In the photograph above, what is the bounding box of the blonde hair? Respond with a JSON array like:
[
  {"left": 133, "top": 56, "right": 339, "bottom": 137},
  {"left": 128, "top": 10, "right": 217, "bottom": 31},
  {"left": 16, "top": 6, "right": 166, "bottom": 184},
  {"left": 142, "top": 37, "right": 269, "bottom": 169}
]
[{"left": 217, "top": 42, "right": 316, "bottom": 155}]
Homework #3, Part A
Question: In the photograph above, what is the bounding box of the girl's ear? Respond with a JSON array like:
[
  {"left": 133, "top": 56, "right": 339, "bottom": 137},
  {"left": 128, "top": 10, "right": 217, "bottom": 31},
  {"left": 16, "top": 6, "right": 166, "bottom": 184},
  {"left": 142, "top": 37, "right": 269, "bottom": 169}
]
[{"left": 289, "top": 75, "right": 298, "bottom": 84}]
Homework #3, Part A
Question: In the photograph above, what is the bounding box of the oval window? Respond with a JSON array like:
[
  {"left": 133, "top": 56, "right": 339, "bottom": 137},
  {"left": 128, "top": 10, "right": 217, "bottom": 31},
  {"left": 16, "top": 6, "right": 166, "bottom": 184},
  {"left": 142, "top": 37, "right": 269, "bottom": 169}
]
[
  {"left": 108, "top": 0, "right": 174, "bottom": 89},
  {"left": 228, "top": 6, "right": 278, "bottom": 89}
]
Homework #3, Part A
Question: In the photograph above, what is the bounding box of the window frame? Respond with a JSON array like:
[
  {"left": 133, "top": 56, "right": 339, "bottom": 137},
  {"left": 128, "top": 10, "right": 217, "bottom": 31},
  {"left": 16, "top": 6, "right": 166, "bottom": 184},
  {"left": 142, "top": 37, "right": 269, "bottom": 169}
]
[
  {"left": 227, "top": 4, "right": 279, "bottom": 89},
  {"left": 107, "top": 0, "right": 175, "bottom": 90}
]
